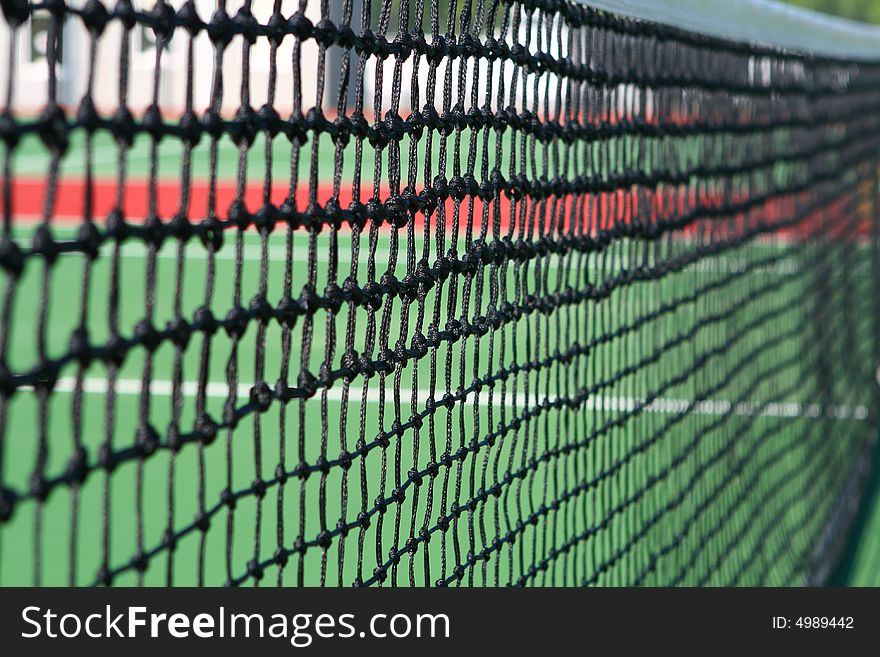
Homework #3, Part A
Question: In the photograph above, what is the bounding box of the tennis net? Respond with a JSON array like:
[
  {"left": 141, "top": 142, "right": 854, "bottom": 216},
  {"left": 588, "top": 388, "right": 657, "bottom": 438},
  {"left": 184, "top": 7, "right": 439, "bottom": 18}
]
[{"left": 0, "top": 0, "right": 879, "bottom": 587}]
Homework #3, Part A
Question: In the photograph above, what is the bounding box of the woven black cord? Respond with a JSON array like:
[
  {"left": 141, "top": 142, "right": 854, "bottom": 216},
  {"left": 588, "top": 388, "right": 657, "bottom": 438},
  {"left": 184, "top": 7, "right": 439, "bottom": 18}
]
[
  {"left": 0, "top": 0, "right": 879, "bottom": 588},
  {"left": 66, "top": 20, "right": 100, "bottom": 587},
  {"left": 0, "top": 15, "right": 16, "bottom": 574}
]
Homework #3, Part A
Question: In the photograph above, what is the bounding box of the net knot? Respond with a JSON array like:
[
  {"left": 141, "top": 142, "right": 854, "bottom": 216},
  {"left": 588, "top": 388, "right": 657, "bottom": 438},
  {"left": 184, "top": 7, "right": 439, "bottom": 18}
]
[
  {"left": 220, "top": 488, "right": 236, "bottom": 510},
  {"left": 374, "top": 495, "right": 389, "bottom": 515},
  {"left": 0, "top": 0, "right": 28, "bottom": 27},
  {"left": 233, "top": 5, "right": 257, "bottom": 45},
  {"left": 110, "top": 106, "right": 136, "bottom": 146},
  {"left": 288, "top": 11, "right": 313, "bottom": 40},
  {"left": 149, "top": 0, "right": 177, "bottom": 43},
  {"left": 143, "top": 213, "right": 165, "bottom": 248},
  {"left": 168, "top": 213, "right": 193, "bottom": 244},
  {"left": 249, "top": 382, "right": 273, "bottom": 412},
  {"left": 331, "top": 116, "right": 351, "bottom": 147},
  {"left": 411, "top": 332, "right": 428, "bottom": 358},
  {"left": 207, "top": 8, "right": 234, "bottom": 47},
  {"left": 113, "top": 0, "right": 136, "bottom": 29},
  {"left": 167, "top": 318, "right": 190, "bottom": 348},
  {"left": 395, "top": 30, "right": 415, "bottom": 60},
  {"left": 134, "top": 319, "right": 161, "bottom": 352},
  {"left": 345, "top": 200, "right": 367, "bottom": 231},
  {"left": 337, "top": 23, "right": 356, "bottom": 49},
  {"left": 431, "top": 175, "right": 449, "bottom": 200},
  {"left": 221, "top": 404, "right": 236, "bottom": 428},
  {"left": 357, "top": 511, "right": 371, "bottom": 530},
  {"left": 131, "top": 551, "right": 149, "bottom": 574},
  {"left": 223, "top": 305, "right": 249, "bottom": 339},
  {"left": 163, "top": 529, "right": 177, "bottom": 552},
  {"left": 379, "top": 272, "right": 400, "bottom": 299},
  {"left": 388, "top": 548, "right": 402, "bottom": 566},
  {"left": 29, "top": 474, "right": 49, "bottom": 502},
  {"left": 296, "top": 369, "right": 318, "bottom": 398},
  {"left": 246, "top": 560, "right": 264, "bottom": 581},
  {"left": 0, "top": 488, "right": 15, "bottom": 523},
  {"left": 98, "top": 443, "right": 117, "bottom": 473},
  {"left": 317, "top": 531, "right": 333, "bottom": 549},
  {"left": 483, "top": 36, "right": 500, "bottom": 61},
  {"left": 74, "top": 95, "right": 101, "bottom": 134},
  {"left": 358, "top": 354, "right": 376, "bottom": 379},
  {"left": 275, "top": 295, "right": 298, "bottom": 328},
  {"left": 324, "top": 198, "right": 345, "bottom": 230},
  {"left": 68, "top": 328, "right": 92, "bottom": 365},
  {"left": 143, "top": 104, "right": 166, "bottom": 141},
  {"left": 348, "top": 112, "right": 369, "bottom": 139},
  {"left": 137, "top": 424, "right": 160, "bottom": 456},
  {"left": 448, "top": 175, "right": 468, "bottom": 202},
  {"left": 368, "top": 120, "right": 391, "bottom": 149},
  {"left": 176, "top": 110, "right": 202, "bottom": 147},
  {"left": 65, "top": 446, "right": 88, "bottom": 485},
  {"left": 459, "top": 32, "right": 478, "bottom": 60},
  {"left": 32, "top": 225, "right": 59, "bottom": 264},
  {"left": 193, "top": 305, "right": 218, "bottom": 336},
  {"left": 165, "top": 424, "right": 182, "bottom": 452},
  {"left": 266, "top": 9, "right": 286, "bottom": 43},
  {"left": 298, "top": 285, "right": 320, "bottom": 314},
  {"left": 229, "top": 106, "right": 258, "bottom": 146},
  {"left": 249, "top": 293, "right": 273, "bottom": 324},
  {"left": 177, "top": 0, "right": 203, "bottom": 36},
  {"left": 196, "top": 414, "right": 217, "bottom": 445},
  {"left": 341, "top": 348, "right": 359, "bottom": 380},
  {"left": 313, "top": 18, "right": 337, "bottom": 48},
  {"left": 304, "top": 107, "right": 326, "bottom": 137},
  {"left": 0, "top": 110, "right": 19, "bottom": 150},
  {"left": 426, "top": 35, "right": 447, "bottom": 65},
  {"left": 0, "top": 237, "right": 23, "bottom": 278},
  {"left": 372, "top": 566, "right": 388, "bottom": 584},
  {"left": 425, "top": 460, "right": 439, "bottom": 478},
  {"left": 400, "top": 274, "right": 418, "bottom": 301},
  {"left": 0, "top": 363, "right": 13, "bottom": 399},
  {"left": 253, "top": 203, "right": 278, "bottom": 234},
  {"left": 95, "top": 565, "right": 113, "bottom": 587}
]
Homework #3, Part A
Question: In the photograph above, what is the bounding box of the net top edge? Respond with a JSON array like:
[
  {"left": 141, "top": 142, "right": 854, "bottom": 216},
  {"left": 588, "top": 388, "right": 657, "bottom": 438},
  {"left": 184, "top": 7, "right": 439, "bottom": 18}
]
[{"left": 581, "top": 0, "right": 880, "bottom": 61}]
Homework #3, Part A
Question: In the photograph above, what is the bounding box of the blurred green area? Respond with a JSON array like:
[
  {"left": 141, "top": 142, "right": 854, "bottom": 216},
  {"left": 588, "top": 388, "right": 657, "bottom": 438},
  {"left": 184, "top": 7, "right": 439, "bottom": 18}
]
[{"left": 786, "top": 0, "right": 880, "bottom": 23}]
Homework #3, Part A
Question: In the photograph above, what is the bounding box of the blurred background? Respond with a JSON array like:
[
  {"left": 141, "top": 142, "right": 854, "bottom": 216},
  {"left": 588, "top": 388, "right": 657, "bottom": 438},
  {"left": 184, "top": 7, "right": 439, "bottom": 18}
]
[
  {"left": 789, "top": 0, "right": 880, "bottom": 22},
  {"left": 3, "top": 1, "right": 880, "bottom": 117}
]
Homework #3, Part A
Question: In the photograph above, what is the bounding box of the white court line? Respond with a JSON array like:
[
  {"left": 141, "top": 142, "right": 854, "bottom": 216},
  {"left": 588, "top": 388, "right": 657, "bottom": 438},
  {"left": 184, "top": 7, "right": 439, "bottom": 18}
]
[{"left": 34, "top": 376, "right": 869, "bottom": 421}]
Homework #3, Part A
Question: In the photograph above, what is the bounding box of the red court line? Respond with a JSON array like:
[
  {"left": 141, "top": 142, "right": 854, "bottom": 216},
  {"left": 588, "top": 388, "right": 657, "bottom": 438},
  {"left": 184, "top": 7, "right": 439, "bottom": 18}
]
[{"left": 5, "top": 177, "right": 870, "bottom": 240}]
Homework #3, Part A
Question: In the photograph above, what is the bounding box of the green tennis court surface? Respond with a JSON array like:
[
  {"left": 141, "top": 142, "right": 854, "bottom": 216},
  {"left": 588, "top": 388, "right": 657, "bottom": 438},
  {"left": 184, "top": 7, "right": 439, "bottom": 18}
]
[
  {"left": 3, "top": 102, "right": 879, "bottom": 588},
  {"left": 4, "top": 0, "right": 880, "bottom": 589},
  {"left": 831, "top": 443, "right": 880, "bottom": 586},
  {"left": 1, "top": 219, "right": 876, "bottom": 585}
]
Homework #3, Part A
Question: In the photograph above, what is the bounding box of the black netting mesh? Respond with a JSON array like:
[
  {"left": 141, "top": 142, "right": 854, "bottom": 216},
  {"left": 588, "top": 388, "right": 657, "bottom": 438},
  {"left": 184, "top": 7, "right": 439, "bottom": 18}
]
[{"left": 0, "top": 0, "right": 878, "bottom": 587}]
